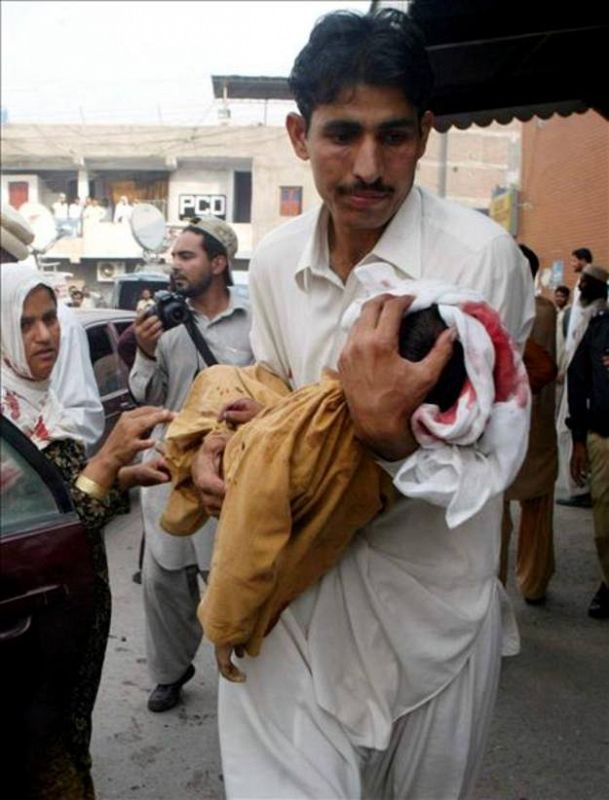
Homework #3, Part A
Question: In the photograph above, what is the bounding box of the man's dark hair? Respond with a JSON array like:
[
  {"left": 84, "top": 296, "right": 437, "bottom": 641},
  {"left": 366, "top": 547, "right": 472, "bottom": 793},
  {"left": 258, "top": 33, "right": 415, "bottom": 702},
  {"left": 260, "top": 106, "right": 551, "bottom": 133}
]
[
  {"left": 555, "top": 285, "right": 570, "bottom": 299},
  {"left": 519, "top": 243, "right": 540, "bottom": 279},
  {"left": 580, "top": 273, "right": 608, "bottom": 304},
  {"left": 399, "top": 305, "right": 466, "bottom": 412},
  {"left": 572, "top": 247, "right": 593, "bottom": 263},
  {"left": 288, "top": 9, "right": 433, "bottom": 128}
]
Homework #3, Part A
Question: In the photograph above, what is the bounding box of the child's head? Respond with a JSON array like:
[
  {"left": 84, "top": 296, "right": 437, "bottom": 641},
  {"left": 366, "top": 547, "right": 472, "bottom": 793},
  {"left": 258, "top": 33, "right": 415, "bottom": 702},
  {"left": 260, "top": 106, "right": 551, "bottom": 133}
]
[{"left": 398, "top": 305, "right": 466, "bottom": 411}]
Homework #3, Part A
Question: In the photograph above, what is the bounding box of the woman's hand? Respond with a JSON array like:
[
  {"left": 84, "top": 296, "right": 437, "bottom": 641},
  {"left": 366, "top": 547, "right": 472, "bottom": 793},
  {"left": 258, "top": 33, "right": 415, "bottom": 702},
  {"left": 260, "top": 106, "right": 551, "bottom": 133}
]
[
  {"left": 118, "top": 456, "right": 171, "bottom": 490},
  {"left": 83, "top": 406, "right": 175, "bottom": 489}
]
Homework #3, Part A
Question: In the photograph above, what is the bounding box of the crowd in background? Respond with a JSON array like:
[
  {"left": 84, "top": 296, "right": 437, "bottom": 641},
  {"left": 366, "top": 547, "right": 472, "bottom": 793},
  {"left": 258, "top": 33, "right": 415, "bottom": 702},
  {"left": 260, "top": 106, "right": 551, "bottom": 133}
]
[{"left": 51, "top": 193, "right": 135, "bottom": 237}]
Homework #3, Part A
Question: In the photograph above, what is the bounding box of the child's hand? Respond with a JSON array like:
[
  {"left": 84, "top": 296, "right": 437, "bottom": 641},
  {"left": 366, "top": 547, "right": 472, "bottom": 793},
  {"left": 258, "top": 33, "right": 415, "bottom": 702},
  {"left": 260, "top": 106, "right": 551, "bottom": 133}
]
[
  {"left": 118, "top": 457, "right": 171, "bottom": 490},
  {"left": 218, "top": 398, "right": 263, "bottom": 426},
  {"left": 215, "top": 643, "right": 247, "bottom": 682}
]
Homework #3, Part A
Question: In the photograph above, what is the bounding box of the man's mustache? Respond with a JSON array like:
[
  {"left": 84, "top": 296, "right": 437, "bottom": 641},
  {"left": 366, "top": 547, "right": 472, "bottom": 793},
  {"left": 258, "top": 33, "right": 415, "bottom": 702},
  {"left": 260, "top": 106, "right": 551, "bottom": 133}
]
[{"left": 337, "top": 180, "right": 394, "bottom": 196}]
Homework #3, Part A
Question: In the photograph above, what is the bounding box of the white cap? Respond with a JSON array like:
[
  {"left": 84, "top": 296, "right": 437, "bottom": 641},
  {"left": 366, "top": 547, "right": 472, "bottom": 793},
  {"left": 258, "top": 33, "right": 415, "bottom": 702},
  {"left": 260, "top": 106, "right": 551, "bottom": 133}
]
[{"left": 0, "top": 204, "right": 35, "bottom": 261}]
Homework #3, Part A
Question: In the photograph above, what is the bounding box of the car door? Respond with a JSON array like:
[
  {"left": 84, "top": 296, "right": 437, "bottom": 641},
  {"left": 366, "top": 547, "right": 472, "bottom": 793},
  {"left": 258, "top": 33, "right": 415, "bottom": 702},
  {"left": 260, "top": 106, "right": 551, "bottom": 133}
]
[
  {"left": 0, "top": 416, "right": 97, "bottom": 779},
  {"left": 85, "top": 320, "right": 136, "bottom": 445}
]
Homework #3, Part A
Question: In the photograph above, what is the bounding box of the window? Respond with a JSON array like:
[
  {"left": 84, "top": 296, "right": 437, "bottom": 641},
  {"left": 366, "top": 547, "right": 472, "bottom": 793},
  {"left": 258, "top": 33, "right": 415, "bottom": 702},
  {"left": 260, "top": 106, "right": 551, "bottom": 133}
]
[
  {"left": 8, "top": 181, "right": 29, "bottom": 209},
  {"left": 233, "top": 171, "right": 252, "bottom": 223},
  {"left": 280, "top": 186, "right": 302, "bottom": 216},
  {"left": 86, "top": 324, "right": 124, "bottom": 396},
  {"left": 114, "top": 320, "right": 134, "bottom": 337},
  {"left": 0, "top": 435, "right": 59, "bottom": 535}
]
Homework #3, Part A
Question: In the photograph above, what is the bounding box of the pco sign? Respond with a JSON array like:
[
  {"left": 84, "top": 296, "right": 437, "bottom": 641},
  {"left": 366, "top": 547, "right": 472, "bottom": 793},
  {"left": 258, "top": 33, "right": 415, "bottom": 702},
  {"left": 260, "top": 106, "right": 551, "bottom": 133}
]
[{"left": 179, "top": 194, "right": 226, "bottom": 220}]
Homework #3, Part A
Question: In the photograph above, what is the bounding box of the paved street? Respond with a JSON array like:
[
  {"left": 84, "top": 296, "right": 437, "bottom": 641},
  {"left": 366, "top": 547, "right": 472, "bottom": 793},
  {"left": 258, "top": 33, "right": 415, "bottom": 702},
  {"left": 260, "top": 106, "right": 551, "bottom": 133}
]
[{"left": 92, "top": 496, "right": 608, "bottom": 800}]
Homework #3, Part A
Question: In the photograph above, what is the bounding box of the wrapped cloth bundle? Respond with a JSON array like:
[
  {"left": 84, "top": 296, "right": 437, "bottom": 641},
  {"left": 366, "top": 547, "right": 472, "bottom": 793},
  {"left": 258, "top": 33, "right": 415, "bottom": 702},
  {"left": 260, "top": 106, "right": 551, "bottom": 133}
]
[
  {"left": 162, "top": 365, "right": 395, "bottom": 655},
  {"left": 162, "top": 266, "right": 531, "bottom": 655},
  {"left": 345, "top": 263, "right": 532, "bottom": 528}
]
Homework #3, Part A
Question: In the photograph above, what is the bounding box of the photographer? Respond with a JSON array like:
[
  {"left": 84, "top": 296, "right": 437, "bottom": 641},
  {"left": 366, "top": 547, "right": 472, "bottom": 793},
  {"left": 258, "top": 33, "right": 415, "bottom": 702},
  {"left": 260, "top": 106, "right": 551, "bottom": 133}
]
[{"left": 129, "top": 216, "right": 253, "bottom": 712}]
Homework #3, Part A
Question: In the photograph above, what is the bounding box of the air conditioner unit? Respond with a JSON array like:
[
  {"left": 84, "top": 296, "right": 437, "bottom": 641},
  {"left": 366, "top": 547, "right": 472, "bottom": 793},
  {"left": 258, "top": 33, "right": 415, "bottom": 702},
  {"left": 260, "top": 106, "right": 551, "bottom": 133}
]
[{"left": 97, "top": 261, "right": 126, "bottom": 282}]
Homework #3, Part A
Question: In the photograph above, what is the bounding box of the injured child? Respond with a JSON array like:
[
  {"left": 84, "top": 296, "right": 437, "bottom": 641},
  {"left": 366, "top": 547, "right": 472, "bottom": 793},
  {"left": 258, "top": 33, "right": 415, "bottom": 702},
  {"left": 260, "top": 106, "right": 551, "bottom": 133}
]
[{"left": 160, "top": 267, "right": 532, "bottom": 680}]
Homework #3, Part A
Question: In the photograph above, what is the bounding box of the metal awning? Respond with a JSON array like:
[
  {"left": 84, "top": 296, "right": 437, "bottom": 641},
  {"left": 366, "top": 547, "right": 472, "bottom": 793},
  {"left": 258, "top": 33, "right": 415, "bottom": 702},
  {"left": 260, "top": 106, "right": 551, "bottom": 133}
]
[
  {"left": 211, "top": 75, "right": 293, "bottom": 101},
  {"left": 213, "top": 3, "right": 608, "bottom": 131},
  {"left": 405, "top": 0, "right": 609, "bottom": 131}
]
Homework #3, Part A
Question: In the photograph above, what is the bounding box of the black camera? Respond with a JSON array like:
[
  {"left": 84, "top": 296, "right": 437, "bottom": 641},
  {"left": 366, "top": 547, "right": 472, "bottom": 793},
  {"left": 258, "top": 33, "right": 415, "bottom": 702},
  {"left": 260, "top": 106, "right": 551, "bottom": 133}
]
[{"left": 146, "top": 290, "right": 191, "bottom": 330}]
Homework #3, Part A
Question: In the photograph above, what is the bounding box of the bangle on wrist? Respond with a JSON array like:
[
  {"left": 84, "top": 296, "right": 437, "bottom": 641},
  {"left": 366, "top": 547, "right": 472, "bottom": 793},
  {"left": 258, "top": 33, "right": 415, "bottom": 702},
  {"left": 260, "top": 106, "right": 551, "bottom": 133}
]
[{"left": 75, "top": 473, "right": 110, "bottom": 501}]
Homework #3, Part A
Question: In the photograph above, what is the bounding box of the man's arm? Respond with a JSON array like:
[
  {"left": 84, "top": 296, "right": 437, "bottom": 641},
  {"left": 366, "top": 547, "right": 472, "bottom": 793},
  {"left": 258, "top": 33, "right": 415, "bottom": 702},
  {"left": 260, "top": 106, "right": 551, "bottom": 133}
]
[
  {"left": 51, "top": 304, "right": 105, "bottom": 453},
  {"left": 567, "top": 330, "right": 592, "bottom": 486},
  {"left": 128, "top": 312, "right": 168, "bottom": 406},
  {"left": 567, "top": 330, "right": 592, "bottom": 445},
  {"left": 248, "top": 250, "right": 291, "bottom": 382}
]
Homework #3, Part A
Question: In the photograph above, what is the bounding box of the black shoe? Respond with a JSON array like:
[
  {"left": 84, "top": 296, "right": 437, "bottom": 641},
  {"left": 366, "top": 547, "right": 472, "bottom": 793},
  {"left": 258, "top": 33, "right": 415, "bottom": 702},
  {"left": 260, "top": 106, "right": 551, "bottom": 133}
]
[
  {"left": 132, "top": 570, "right": 142, "bottom": 585},
  {"left": 588, "top": 583, "right": 609, "bottom": 620},
  {"left": 524, "top": 595, "right": 546, "bottom": 606},
  {"left": 556, "top": 493, "right": 592, "bottom": 508},
  {"left": 147, "top": 664, "right": 195, "bottom": 712}
]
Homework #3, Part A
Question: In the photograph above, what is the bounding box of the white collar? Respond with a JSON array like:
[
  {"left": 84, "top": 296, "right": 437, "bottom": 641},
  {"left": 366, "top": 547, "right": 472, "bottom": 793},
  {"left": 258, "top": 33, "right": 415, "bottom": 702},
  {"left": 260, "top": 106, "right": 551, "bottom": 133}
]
[{"left": 294, "top": 187, "right": 423, "bottom": 289}]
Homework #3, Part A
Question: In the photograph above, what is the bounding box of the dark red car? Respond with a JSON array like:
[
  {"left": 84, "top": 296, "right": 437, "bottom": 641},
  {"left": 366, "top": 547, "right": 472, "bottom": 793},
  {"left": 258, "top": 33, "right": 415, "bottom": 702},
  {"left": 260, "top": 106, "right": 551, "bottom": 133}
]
[{"left": 0, "top": 415, "right": 97, "bottom": 785}]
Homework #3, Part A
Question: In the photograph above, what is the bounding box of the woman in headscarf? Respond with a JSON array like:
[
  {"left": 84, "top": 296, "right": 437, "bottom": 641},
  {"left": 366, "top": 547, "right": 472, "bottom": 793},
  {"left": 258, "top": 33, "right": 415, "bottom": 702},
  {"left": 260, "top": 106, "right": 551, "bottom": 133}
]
[{"left": 1, "top": 263, "right": 174, "bottom": 799}]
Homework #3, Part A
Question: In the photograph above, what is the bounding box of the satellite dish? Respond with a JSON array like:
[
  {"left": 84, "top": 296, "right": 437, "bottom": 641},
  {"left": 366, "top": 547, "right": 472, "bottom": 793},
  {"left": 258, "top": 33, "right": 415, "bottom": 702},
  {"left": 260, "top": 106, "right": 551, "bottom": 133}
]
[
  {"left": 130, "top": 204, "right": 167, "bottom": 253},
  {"left": 18, "top": 202, "right": 58, "bottom": 252}
]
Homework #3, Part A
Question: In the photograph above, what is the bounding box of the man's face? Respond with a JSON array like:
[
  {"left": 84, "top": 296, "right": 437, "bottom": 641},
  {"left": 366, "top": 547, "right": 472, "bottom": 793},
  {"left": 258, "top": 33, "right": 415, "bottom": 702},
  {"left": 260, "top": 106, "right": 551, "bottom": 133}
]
[
  {"left": 286, "top": 84, "right": 432, "bottom": 236},
  {"left": 171, "top": 230, "right": 215, "bottom": 298},
  {"left": 554, "top": 290, "right": 568, "bottom": 309},
  {"left": 570, "top": 254, "right": 586, "bottom": 273}
]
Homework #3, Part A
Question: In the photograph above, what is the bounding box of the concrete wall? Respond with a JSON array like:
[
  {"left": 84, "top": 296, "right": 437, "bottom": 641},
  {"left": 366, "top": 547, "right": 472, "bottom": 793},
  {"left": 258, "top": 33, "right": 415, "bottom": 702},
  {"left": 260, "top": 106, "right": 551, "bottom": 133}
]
[{"left": 518, "top": 110, "right": 609, "bottom": 290}]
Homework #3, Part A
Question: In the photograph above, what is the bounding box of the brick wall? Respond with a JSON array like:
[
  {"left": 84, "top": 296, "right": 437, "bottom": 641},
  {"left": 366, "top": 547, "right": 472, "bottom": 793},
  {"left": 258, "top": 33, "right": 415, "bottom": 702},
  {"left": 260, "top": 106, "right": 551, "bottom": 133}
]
[{"left": 518, "top": 110, "right": 609, "bottom": 290}]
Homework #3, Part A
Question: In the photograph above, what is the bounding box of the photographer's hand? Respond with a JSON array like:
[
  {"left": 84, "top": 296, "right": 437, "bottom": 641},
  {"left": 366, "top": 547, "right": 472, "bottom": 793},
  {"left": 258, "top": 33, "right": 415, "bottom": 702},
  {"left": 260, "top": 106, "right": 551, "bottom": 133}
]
[{"left": 134, "top": 310, "right": 163, "bottom": 359}]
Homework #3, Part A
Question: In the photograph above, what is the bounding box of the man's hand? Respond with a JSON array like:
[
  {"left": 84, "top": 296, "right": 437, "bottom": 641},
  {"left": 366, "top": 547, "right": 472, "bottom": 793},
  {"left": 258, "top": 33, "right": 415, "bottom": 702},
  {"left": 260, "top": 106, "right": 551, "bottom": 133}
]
[
  {"left": 191, "top": 431, "right": 230, "bottom": 517},
  {"left": 134, "top": 310, "right": 163, "bottom": 359},
  {"left": 338, "top": 294, "right": 455, "bottom": 461},
  {"left": 215, "top": 643, "right": 247, "bottom": 682},
  {"left": 570, "top": 441, "right": 589, "bottom": 486}
]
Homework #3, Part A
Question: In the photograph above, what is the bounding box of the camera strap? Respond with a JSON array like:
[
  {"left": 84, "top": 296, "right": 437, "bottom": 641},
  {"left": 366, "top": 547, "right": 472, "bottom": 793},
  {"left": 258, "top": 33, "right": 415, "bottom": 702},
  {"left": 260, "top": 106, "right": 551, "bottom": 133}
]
[{"left": 184, "top": 316, "right": 218, "bottom": 367}]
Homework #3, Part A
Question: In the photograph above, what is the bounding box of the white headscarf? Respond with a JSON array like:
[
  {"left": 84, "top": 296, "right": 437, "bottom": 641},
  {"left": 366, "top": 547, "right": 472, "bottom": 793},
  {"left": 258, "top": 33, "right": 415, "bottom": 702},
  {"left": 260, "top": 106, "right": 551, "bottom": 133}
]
[
  {"left": 342, "top": 263, "right": 532, "bottom": 528},
  {"left": 1, "top": 263, "right": 82, "bottom": 449}
]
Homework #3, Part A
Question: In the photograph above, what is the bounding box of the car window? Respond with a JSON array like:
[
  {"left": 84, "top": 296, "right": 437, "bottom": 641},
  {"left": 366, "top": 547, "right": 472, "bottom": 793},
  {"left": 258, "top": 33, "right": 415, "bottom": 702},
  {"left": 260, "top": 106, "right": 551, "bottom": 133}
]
[
  {"left": 0, "top": 436, "right": 61, "bottom": 536},
  {"left": 86, "top": 323, "right": 125, "bottom": 396},
  {"left": 114, "top": 320, "right": 134, "bottom": 337}
]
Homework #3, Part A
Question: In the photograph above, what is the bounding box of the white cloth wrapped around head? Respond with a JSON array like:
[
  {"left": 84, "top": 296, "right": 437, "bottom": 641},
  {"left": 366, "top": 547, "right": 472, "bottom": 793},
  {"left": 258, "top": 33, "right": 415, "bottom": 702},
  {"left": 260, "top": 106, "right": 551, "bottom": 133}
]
[
  {"left": 0, "top": 263, "right": 82, "bottom": 449},
  {"left": 342, "top": 263, "right": 531, "bottom": 528}
]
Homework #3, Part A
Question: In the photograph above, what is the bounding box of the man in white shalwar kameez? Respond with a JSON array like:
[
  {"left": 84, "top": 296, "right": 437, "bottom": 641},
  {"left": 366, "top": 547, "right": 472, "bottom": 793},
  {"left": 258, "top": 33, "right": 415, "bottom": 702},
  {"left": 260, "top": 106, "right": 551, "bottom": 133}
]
[{"left": 194, "top": 9, "right": 534, "bottom": 798}]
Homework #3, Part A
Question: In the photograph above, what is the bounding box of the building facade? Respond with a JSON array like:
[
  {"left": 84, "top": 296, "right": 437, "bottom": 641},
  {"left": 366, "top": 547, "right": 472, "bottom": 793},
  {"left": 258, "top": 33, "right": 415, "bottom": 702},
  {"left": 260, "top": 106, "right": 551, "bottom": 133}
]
[
  {"left": 1, "top": 116, "right": 521, "bottom": 301},
  {"left": 517, "top": 110, "right": 609, "bottom": 291}
]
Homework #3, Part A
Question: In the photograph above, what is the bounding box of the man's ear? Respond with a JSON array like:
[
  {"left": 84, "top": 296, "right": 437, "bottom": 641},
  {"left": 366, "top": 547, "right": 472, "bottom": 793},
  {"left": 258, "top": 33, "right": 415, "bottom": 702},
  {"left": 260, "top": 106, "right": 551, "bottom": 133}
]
[
  {"left": 286, "top": 112, "right": 309, "bottom": 161},
  {"left": 417, "top": 110, "right": 434, "bottom": 158},
  {"left": 211, "top": 254, "right": 228, "bottom": 277}
]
